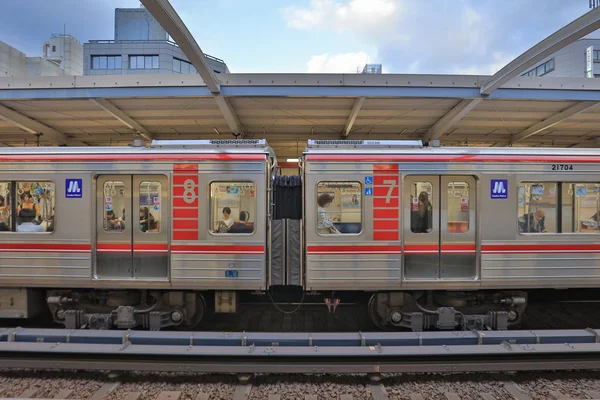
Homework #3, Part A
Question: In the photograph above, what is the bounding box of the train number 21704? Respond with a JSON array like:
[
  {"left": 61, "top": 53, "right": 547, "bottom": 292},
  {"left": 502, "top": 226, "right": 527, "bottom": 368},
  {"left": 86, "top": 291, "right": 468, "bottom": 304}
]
[{"left": 551, "top": 164, "right": 574, "bottom": 171}]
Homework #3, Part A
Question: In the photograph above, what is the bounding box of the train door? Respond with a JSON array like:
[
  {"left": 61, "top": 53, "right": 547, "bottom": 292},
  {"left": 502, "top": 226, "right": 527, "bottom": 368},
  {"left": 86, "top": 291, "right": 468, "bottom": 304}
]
[
  {"left": 403, "top": 175, "right": 477, "bottom": 280},
  {"left": 95, "top": 175, "right": 169, "bottom": 279}
]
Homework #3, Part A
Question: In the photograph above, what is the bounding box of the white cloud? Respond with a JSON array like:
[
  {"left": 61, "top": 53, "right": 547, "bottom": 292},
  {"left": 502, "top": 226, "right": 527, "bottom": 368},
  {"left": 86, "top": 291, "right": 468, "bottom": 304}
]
[
  {"left": 282, "top": 0, "right": 400, "bottom": 37},
  {"left": 452, "top": 52, "right": 516, "bottom": 76},
  {"left": 306, "top": 51, "right": 371, "bottom": 73}
]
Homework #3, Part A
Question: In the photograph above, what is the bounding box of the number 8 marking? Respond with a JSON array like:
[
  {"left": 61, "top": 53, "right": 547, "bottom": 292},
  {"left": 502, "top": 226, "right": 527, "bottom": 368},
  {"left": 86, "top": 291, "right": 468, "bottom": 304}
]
[
  {"left": 383, "top": 179, "right": 397, "bottom": 204},
  {"left": 182, "top": 179, "right": 197, "bottom": 204}
]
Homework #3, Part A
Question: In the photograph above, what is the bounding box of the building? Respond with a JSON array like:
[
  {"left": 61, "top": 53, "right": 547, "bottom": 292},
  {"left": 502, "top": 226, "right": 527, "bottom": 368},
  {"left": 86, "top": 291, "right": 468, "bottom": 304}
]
[
  {"left": 362, "top": 64, "right": 382, "bottom": 74},
  {"left": 0, "top": 34, "right": 83, "bottom": 77},
  {"left": 522, "top": 38, "right": 600, "bottom": 78},
  {"left": 84, "top": 6, "right": 228, "bottom": 76}
]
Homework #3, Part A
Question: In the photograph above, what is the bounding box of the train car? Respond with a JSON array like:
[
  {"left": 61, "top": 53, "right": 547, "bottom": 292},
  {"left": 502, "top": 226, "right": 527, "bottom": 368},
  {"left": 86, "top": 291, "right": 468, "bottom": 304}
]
[
  {"left": 303, "top": 140, "right": 600, "bottom": 331},
  {"left": 0, "top": 139, "right": 274, "bottom": 330}
]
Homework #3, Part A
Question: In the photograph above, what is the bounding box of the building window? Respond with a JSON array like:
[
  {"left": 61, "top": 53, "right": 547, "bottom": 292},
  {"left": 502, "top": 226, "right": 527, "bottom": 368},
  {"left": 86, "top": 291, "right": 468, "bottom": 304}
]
[
  {"left": 594, "top": 50, "right": 600, "bottom": 62},
  {"left": 129, "top": 55, "right": 159, "bottom": 70},
  {"left": 173, "top": 57, "right": 197, "bottom": 74},
  {"left": 92, "top": 56, "right": 122, "bottom": 70},
  {"left": 316, "top": 182, "right": 362, "bottom": 235},
  {"left": 209, "top": 182, "right": 256, "bottom": 234},
  {"left": 521, "top": 58, "right": 555, "bottom": 77},
  {"left": 52, "top": 45, "right": 56, "bottom": 52}
]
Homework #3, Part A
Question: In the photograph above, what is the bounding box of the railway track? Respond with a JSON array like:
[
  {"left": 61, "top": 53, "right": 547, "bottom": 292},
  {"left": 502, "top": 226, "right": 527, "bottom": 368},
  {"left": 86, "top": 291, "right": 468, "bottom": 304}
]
[{"left": 1, "top": 370, "right": 600, "bottom": 400}]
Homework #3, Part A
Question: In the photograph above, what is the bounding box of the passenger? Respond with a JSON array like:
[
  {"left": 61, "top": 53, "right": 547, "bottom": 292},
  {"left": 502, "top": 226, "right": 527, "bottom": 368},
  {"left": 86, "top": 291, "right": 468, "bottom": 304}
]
[
  {"left": 229, "top": 211, "right": 253, "bottom": 233},
  {"left": 17, "top": 193, "right": 40, "bottom": 218},
  {"left": 139, "top": 207, "right": 155, "bottom": 233},
  {"left": 106, "top": 210, "right": 124, "bottom": 230},
  {"left": 216, "top": 207, "right": 233, "bottom": 232},
  {"left": 413, "top": 191, "right": 432, "bottom": 233},
  {"left": 317, "top": 193, "right": 341, "bottom": 234},
  {"left": 0, "top": 195, "right": 8, "bottom": 223},
  {"left": 16, "top": 208, "right": 45, "bottom": 232},
  {"left": 519, "top": 209, "right": 546, "bottom": 233},
  {"left": 0, "top": 222, "right": 9, "bottom": 231}
]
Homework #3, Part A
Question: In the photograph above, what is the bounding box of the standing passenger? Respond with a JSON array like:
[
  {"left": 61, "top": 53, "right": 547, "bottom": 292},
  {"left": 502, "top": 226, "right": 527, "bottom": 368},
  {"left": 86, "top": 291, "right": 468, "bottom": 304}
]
[{"left": 17, "top": 193, "right": 40, "bottom": 218}]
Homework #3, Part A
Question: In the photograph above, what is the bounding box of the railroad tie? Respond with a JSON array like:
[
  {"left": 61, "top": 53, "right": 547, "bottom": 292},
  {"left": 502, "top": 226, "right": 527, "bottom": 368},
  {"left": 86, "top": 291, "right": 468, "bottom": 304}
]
[
  {"left": 503, "top": 382, "right": 533, "bottom": 400},
  {"left": 156, "top": 391, "right": 181, "bottom": 400},
  {"left": 124, "top": 393, "right": 141, "bottom": 400},
  {"left": 480, "top": 394, "right": 498, "bottom": 400},
  {"left": 367, "top": 383, "right": 389, "bottom": 400},
  {"left": 195, "top": 394, "right": 209, "bottom": 400},
  {"left": 17, "top": 388, "right": 40, "bottom": 398},
  {"left": 268, "top": 395, "right": 281, "bottom": 400},
  {"left": 305, "top": 396, "right": 318, "bottom": 400},
  {"left": 233, "top": 383, "right": 253, "bottom": 400},
  {"left": 54, "top": 389, "right": 73, "bottom": 399},
  {"left": 409, "top": 394, "right": 426, "bottom": 400},
  {"left": 340, "top": 395, "right": 354, "bottom": 400},
  {"left": 585, "top": 391, "right": 600, "bottom": 400},
  {"left": 549, "top": 391, "right": 570, "bottom": 400},
  {"left": 89, "top": 382, "right": 121, "bottom": 400}
]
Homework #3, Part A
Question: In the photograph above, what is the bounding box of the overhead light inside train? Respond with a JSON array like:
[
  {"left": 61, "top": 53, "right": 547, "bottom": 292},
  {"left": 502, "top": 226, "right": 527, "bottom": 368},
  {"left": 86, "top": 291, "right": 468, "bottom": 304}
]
[{"left": 286, "top": 158, "right": 300, "bottom": 162}]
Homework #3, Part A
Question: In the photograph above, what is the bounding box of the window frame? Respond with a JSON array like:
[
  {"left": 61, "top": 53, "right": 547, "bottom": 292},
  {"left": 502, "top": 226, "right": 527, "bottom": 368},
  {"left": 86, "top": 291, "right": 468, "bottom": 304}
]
[
  {"left": 315, "top": 180, "right": 364, "bottom": 236},
  {"left": 207, "top": 180, "right": 257, "bottom": 237},
  {"left": 516, "top": 180, "right": 600, "bottom": 235},
  {"left": 0, "top": 180, "right": 56, "bottom": 235},
  {"left": 129, "top": 55, "right": 159, "bottom": 70}
]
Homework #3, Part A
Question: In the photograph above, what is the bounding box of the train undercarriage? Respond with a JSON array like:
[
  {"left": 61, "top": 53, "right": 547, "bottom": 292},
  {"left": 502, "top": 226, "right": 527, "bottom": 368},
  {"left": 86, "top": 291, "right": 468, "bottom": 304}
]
[{"left": 43, "top": 288, "right": 528, "bottom": 332}]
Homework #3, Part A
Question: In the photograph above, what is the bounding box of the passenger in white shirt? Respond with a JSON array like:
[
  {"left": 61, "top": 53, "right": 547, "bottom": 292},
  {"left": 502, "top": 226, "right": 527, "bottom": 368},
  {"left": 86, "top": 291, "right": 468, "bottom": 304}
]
[
  {"left": 16, "top": 208, "right": 45, "bottom": 233},
  {"left": 216, "top": 207, "right": 233, "bottom": 232}
]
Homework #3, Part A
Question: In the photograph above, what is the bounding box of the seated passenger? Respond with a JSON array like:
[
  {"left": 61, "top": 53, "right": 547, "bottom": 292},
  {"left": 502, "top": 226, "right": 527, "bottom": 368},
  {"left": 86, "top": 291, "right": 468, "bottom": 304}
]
[
  {"left": 17, "top": 193, "right": 40, "bottom": 218},
  {"left": 106, "top": 210, "right": 124, "bottom": 230},
  {"left": 139, "top": 207, "right": 155, "bottom": 233},
  {"left": 216, "top": 207, "right": 233, "bottom": 233},
  {"left": 0, "top": 195, "right": 9, "bottom": 224},
  {"left": 16, "top": 208, "right": 45, "bottom": 232},
  {"left": 518, "top": 209, "right": 546, "bottom": 233},
  {"left": 317, "top": 193, "right": 341, "bottom": 234},
  {"left": 229, "top": 211, "right": 253, "bottom": 233}
]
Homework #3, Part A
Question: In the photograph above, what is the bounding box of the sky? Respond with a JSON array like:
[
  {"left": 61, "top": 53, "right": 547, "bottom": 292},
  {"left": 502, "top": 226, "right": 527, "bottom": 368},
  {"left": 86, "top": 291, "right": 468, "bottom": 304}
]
[{"left": 0, "top": 0, "right": 594, "bottom": 74}]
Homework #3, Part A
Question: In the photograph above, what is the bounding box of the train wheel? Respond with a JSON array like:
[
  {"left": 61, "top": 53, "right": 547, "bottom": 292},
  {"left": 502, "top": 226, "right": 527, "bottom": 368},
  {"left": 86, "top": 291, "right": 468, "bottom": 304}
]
[
  {"left": 368, "top": 293, "right": 388, "bottom": 330},
  {"left": 178, "top": 293, "right": 206, "bottom": 330}
]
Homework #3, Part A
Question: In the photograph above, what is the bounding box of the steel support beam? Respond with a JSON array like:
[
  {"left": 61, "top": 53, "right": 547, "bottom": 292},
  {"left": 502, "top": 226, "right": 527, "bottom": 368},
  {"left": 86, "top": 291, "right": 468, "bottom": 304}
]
[
  {"left": 481, "top": 7, "right": 600, "bottom": 95},
  {"left": 423, "top": 99, "right": 482, "bottom": 144},
  {"left": 140, "top": 0, "right": 220, "bottom": 94},
  {"left": 511, "top": 101, "right": 599, "bottom": 143},
  {"left": 0, "top": 103, "right": 68, "bottom": 145},
  {"left": 342, "top": 97, "right": 365, "bottom": 138},
  {"left": 214, "top": 96, "right": 246, "bottom": 137},
  {"left": 91, "top": 98, "right": 152, "bottom": 141}
]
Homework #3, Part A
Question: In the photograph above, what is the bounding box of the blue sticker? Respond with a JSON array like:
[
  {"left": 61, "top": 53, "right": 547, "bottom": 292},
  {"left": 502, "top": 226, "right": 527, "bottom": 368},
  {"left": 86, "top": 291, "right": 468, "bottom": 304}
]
[
  {"left": 105, "top": 204, "right": 113, "bottom": 211},
  {"left": 66, "top": 179, "right": 82, "bottom": 198},
  {"left": 364, "top": 176, "right": 373, "bottom": 185},
  {"left": 225, "top": 270, "right": 238, "bottom": 278},
  {"left": 490, "top": 179, "right": 508, "bottom": 199},
  {"left": 364, "top": 187, "right": 373, "bottom": 196},
  {"left": 153, "top": 204, "right": 160, "bottom": 211}
]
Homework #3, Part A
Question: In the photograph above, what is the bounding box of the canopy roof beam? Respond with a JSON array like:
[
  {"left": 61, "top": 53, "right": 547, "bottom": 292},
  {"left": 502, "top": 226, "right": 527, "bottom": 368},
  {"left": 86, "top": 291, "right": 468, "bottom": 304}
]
[
  {"left": 140, "top": 0, "right": 221, "bottom": 94},
  {"left": 214, "top": 96, "right": 246, "bottom": 137},
  {"left": 91, "top": 98, "right": 152, "bottom": 141},
  {"left": 423, "top": 99, "right": 481, "bottom": 144},
  {"left": 0, "top": 103, "right": 68, "bottom": 145},
  {"left": 510, "top": 101, "right": 599, "bottom": 143},
  {"left": 342, "top": 97, "right": 365, "bottom": 138},
  {"left": 481, "top": 7, "right": 600, "bottom": 95}
]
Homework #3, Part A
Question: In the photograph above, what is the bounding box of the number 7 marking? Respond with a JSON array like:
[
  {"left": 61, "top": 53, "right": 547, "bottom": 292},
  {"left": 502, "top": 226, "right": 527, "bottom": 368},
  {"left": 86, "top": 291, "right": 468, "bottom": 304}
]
[{"left": 383, "top": 180, "right": 397, "bottom": 203}]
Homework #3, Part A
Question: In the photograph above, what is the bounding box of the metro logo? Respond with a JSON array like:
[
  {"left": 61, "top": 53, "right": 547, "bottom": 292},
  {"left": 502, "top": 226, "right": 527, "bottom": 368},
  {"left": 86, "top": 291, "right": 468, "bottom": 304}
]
[
  {"left": 490, "top": 179, "right": 508, "bottom": 199},
  {"left": 65, "top": 179, "right": 83, "bottom": 198}
]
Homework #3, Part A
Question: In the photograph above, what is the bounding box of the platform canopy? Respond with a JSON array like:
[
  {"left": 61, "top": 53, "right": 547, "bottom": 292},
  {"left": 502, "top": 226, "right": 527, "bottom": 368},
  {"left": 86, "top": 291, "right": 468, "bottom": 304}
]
[{"left": 1, "top": 1, "right": 600, "bottom": 158}]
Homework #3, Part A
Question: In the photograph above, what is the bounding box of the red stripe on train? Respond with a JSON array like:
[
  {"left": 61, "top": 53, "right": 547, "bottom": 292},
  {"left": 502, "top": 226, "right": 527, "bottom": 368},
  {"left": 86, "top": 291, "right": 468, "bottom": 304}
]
[
  {"left": 482, "top": 244, "right": 600, "bottom": 253},
  {"left": 0, "top": 154, "right": 266, "bottom": 162},
  {"left": 306, "top": 154, "right": 600, "bottom": 163},
  {"left": 171, "top": 245, "right": 264, "bottom": 254},
  {"left": 0, "top": 243, "right": 91, "bottom": 252},
  {"left": 307, "top": 245, "right": 402, "bottom": 254}
]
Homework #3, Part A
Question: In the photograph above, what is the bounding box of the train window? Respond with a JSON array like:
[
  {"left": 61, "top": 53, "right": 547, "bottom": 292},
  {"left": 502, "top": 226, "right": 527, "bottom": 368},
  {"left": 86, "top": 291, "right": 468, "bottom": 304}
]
[
  {"left": 316, "top": 182, "right": 362, "bottom": 235},
  {"left": 209, "top": 182, "right": 256, "bottom": 234},
  {"left": 0, "top": 182, "right": 11, "bottom": 231},
  {"left": 517, "top": 182, "right": 557, "bottom": 233},
  {"left": 447, "top": 181, "right": 469, "bottom": 233},
  {"left": 103, "top": 181, "right": 126, "bottom": 232},
  {"left": 410, "top": 182, "right": 433, "bottom": 233},
  {"left": 16, "top": 182, "right": 54, "bottom": 233},
  {"left": 139, "top": 181, "right": 161, "bottom": 233},
  {"left": 561, "top": 183, "right": 600, "bottom": 233}
]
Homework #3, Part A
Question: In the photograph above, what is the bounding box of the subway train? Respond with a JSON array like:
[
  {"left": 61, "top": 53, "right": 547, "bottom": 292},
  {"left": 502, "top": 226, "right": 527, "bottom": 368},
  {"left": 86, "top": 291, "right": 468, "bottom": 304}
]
[{"left": 0, "top": 139, "right": 598, "bottom": 331}]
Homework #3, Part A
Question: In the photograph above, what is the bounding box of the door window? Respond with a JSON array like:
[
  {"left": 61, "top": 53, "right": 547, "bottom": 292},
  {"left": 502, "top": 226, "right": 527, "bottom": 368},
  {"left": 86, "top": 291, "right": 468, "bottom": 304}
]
[
  {"left": 410, "top": 182, "right": 433, "bottom": 233},
  {"left": 103, "top": 181, "right": 126, "bottom": 232},
  {"left": 447, "top": 181, "right": 469, "bottom": 233},
  {"left": 139, "top": 181, "right": 161, "bottom": 233}
]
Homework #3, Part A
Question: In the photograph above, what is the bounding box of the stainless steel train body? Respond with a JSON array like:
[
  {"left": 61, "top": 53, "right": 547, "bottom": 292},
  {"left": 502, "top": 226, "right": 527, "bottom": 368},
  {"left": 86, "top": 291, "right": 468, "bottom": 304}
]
[{"left": 0, "top": 139, "right": 598, "bottom": 331}]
